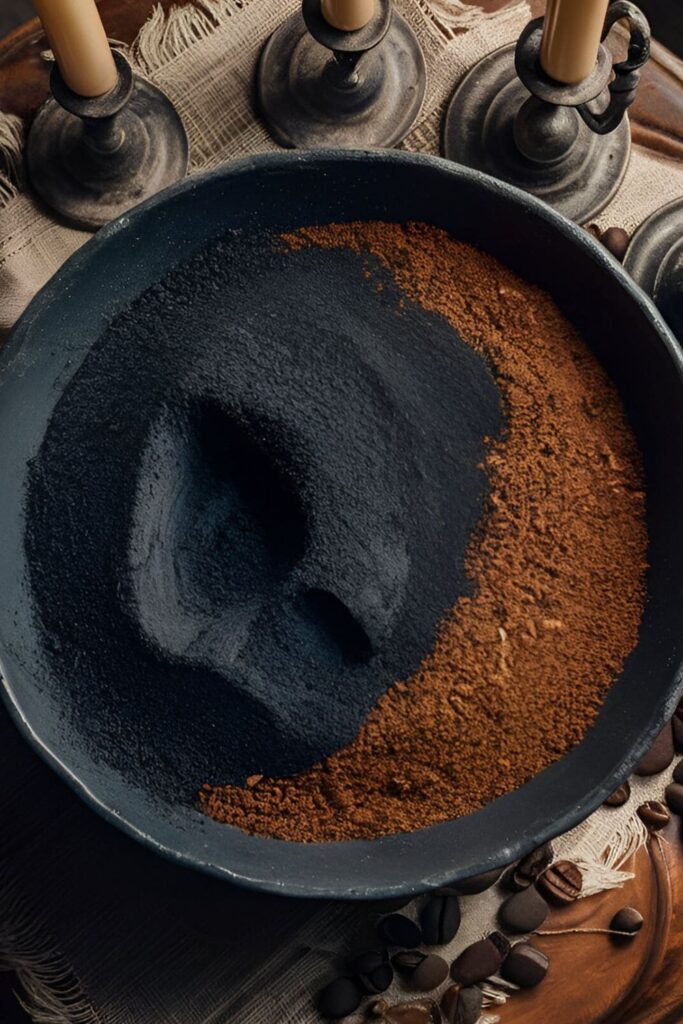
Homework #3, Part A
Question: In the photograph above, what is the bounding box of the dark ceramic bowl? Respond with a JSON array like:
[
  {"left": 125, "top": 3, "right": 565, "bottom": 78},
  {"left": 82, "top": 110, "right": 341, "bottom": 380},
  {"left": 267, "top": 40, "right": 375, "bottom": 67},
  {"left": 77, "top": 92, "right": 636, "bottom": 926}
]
[{"left": 1, "top": 151, "right": 682, "bottom": 899}]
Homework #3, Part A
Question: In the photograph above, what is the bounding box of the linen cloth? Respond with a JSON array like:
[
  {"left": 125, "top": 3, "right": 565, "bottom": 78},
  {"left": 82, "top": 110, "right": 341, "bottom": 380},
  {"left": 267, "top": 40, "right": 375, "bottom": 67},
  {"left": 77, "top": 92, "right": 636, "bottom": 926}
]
[{"left": 0, "top": 1, "right": 682, "bottom": 1022}]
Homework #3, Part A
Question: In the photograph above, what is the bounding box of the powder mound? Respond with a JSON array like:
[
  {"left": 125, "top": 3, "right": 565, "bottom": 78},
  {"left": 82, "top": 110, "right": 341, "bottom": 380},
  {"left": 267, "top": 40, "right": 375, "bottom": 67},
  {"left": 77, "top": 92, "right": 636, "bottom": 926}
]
[
  {"left": 199, "top": 221, "right": 648, "bottom": 842},
  {"left": 25, "top": 228, "right": 502, "bottom": 791}
]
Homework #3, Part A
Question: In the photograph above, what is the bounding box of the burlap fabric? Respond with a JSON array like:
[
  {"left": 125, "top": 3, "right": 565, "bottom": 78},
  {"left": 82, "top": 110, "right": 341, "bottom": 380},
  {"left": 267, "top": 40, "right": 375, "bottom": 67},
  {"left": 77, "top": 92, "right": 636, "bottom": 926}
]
[{"left": 0, "top": 2, "right": 682, "bottom": 1022}]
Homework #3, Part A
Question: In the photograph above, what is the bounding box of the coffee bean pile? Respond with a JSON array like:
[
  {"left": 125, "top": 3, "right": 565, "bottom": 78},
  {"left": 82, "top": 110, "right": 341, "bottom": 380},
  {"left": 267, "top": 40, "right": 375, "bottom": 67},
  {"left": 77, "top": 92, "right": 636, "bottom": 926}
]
[
  {"left": 315, "top": 697, "right": 683, "bottom": 1021},
  {"left": 498, "top": 845, "right": 581, "bottom": 936},
  {"left": 316, "top": 845, "right": 580, "bottom": 1020},
  {"left": 503, "top": 843, "right": 553, "bottom": 892}
]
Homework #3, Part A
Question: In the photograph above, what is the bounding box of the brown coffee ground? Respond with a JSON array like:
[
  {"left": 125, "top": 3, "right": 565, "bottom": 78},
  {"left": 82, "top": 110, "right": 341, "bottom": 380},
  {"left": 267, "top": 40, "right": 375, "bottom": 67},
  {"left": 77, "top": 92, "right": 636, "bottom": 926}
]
[{"left": 198, "top": 222, "right": 647, "bottom": 842}]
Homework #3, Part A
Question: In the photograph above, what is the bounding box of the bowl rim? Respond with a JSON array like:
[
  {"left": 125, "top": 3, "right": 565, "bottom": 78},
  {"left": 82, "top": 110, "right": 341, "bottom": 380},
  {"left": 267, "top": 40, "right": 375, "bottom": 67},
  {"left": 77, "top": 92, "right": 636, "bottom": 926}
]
[{"left": 2, "top": 147, "right": 682, "bottom": 899}]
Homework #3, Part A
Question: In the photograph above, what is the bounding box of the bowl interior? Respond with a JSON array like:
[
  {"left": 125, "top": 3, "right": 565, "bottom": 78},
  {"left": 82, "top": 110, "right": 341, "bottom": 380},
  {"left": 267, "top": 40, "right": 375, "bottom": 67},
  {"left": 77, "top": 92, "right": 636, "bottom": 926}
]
[{"left": 1, "top": 150, "right": 682, "bottom": 898}]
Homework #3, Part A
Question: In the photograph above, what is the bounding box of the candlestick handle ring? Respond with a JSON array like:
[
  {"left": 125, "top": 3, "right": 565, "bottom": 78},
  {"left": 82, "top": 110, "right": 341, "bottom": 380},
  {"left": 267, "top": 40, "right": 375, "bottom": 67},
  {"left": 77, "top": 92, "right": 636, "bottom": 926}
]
[
  {"left": 442, "top": 0, "right": 651, "bottom": 224},
  {"left": 26, "top": 50, "right": 189, "bottom": 231},
  {"left": 577, "top": 1, "right": 650, "bottom": 135}
]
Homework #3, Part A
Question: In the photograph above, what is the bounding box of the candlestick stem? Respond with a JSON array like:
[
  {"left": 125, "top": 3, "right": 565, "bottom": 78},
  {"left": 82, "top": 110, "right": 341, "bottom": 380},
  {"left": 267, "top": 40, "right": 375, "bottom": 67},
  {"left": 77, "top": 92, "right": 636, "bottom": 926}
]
[
  {"left": 328, "top": 51, "right": 362, "bottom": 88},
  {"left": 257, "top": 0, "right": 425, "bottom": 149},
  {"left": 83, "top": 115, "right": 126, "bottom": 155}
]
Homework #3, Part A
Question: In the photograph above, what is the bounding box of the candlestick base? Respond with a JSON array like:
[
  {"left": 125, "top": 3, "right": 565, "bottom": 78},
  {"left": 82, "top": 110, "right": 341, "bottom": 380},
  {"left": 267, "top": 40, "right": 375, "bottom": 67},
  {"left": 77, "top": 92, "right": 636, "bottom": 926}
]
[
  {"left": 257, "top": 0, "right": 425, "bottom": 149},
  {"left": 442, "top": 42, "right": 629, "bottom": 224},
  {"left": 624, "top": 197, "right": 683, "bottom": 340},
  {"left": 442, "top": 4, "right": 650, "bottom": 225},
  {"left": 26, "top": 51, "right": 189, "bottom": 231}
]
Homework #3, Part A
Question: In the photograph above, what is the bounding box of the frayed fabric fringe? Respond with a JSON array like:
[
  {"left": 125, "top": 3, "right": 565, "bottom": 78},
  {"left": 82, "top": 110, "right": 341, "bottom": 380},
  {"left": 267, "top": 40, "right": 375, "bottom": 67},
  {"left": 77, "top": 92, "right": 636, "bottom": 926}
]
[
  {"left": 0, "top": 112, "right": 25, "bottom": 208},
  {"left": 129, "top": 1, "right": 235, "bottom": 76},
  {"left": 571, "top": 814, "right": 649, "bottom": 899},
  {"left": 0, "top": 865, "right": 100, "bottom": 1024},
  {"left": 415, "top": 0, "right": 526, "bottom": 41}
]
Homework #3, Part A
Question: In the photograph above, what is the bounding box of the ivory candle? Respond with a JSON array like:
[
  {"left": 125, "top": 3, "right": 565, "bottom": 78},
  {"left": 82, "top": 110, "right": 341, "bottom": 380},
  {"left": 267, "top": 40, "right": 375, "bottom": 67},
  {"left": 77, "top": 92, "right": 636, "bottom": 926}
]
[
  {"left": 540, "top": 0, "right": 610, "bottom": 85},
  {"left": 320, "top": 0, "right": 375, "bottom": 32},
  {"left": 33, "top": 0, "right": 118, "bottom": 97}
]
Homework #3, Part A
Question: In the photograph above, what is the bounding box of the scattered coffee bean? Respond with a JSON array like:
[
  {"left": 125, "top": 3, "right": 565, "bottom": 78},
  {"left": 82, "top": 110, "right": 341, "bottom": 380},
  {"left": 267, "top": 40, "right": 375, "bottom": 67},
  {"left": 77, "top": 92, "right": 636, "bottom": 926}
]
[
  {"left": 440, "top": 983, "right": 483, "bottom": 1024},
  {"left": 610, "top": 907, "right": 644, "bottom": 935},
  {"left": 674, "top": 760, "right": 683, "bottom": 785},
  {"left": 348, "top": 950, "right": 393, "bottom": 994},
  {"left": 666, "top": 782, "right": 683, "bottom": 817},
  {"left": 501, "top": 942, "right": 549, "bottom": 987},
  {"left": 420, "top": 895, "right": 461, "bottom": 945},
  {"left": 392, "top": 952, "right": 449, "bottom": 992},
  {"left": 317, "top": 977, "right": 362, "bottom": 1018},
  {"left": 672, "top": 704, "right": 683, "bottom": 751},
  {"left": 635, "top": 724, "right": 675, "bottom": 776},
  {"left": 393, "top": 950, "right": 425, "bottom": 974},
  {"left": 604, "top": 781, "right": 631, "bottom": 807},
  {"left": 498, "top": 885, "right": 549, "bottom": 933},
  {"left": 378, "top": 914, "right": 422, "bottom": 949},
  {"left": 537, "top": 861, "right": 582, "bottom": 906},
  {"left": 637, "top": 799, "right": 671, "bottom": 831},
  {"left": 600, "top": 226, "right": 630, "bottom": 262},
  {"left": 488, "top": 930, "right": 511, "bottom": 957},
  {"left": 450, "top": 932, "right": 510, "bottom": 986},
  {"left": 585, "top": 223, "right": 602, "bottom": 240},
  {"left": 504, "top": 843, "right": 554, "bottom": 891},
  {"left": 413, "top": 954, "right": 448, "bottom": 993},
  {"left": 445, "top": 868, "right": 503, "bottom": 896},
  {"left": 369, "top": 998, "right": 440, "bottom": 1023}
]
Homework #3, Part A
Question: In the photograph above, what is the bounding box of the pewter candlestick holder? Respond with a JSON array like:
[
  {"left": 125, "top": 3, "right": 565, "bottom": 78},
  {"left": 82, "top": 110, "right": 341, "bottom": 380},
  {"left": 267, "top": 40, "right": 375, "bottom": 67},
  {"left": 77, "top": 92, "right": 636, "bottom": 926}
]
[
  {"left": 624, "top": 196, "right": 683, "bottom": 340},
  {"left": 442, "top": 0, "right": 650, "bottom": 224},
  {"left": 257, "top": 0, "right": 426, "bottom": 149},
  {"left": 27, "top": 50, "right": 189, "bottom": 231}
]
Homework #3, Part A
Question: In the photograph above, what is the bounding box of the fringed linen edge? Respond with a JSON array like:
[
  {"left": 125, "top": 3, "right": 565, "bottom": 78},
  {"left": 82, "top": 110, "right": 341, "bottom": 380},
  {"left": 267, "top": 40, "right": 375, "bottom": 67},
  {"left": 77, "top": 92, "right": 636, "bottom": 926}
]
[
  {"left": 0, "top": 864, "right": 101, "bottom": 1024},
  {"left": 0, "top": 112, "right": 25, "bottom": 209},
  {"left": 129, "top": 0, "right": 242, "bottom": 76},
  {"left": 574, "top": 813, "right": 649, "bottom": 898},
  {"left": 415, "top": 0, "right": 527, "bottom": 43}
]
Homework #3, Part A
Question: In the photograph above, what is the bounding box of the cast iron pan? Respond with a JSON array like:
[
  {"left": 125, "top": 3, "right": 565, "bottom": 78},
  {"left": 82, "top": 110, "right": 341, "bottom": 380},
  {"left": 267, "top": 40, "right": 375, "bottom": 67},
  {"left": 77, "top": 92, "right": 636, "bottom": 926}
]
[{"left": 1, "top": 151, "right": 682, "bottom": 899}]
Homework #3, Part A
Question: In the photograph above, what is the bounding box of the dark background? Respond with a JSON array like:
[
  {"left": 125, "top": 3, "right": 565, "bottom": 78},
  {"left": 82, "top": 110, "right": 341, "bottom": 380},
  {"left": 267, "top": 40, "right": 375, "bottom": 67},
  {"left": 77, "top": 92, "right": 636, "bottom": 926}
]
[
  {"left": 0, "top": 0, "right": 681, "bottom": 53},
  {"left": 0, "top": 0, "right": 32, "bottom": 36}
]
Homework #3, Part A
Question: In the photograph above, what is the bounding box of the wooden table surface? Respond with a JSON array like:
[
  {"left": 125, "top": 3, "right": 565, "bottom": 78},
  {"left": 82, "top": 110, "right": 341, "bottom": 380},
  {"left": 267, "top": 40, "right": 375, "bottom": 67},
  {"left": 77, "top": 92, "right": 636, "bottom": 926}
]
[{"left": 0, "top": 2, "right": 682, "bottom": 1023}]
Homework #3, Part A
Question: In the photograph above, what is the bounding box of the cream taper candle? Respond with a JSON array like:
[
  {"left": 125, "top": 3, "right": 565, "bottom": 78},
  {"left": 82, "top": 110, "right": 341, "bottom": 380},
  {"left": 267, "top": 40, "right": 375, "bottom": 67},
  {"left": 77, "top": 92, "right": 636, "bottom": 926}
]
[
  {"left": 33, "top": 0, "right": 118, "bottom": 97},
  {"left": 320, "top": 0, "right": 375, "bottom": 32},
  {"left": 540, "top": 0, "right": 610, "bottom": 85}
]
